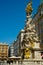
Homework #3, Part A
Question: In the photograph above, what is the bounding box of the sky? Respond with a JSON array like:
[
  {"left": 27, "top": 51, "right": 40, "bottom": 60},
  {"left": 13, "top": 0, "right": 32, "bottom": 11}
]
[{"left": 0, "top": 0, "right": 40, "bottom": 44}]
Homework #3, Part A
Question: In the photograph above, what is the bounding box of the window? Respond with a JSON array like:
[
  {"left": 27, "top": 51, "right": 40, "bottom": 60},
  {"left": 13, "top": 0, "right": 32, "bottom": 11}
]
[
  {"left": 41, "top": 52, "right": 43, "bottom": 59},
  {"left": 2, "top": 46, "right": 4, "bottom": 52}
]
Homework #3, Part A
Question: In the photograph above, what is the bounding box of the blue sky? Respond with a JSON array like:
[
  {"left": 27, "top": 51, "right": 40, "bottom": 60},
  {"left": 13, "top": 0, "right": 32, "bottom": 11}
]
[{"left": 0, "top": 0, "right": 40, "bottom": 44}]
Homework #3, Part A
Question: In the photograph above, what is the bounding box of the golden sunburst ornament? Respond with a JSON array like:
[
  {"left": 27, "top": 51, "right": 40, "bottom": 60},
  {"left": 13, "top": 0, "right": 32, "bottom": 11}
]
[{"left": 26, "top": 1, "right": 33, "bottom": 14}]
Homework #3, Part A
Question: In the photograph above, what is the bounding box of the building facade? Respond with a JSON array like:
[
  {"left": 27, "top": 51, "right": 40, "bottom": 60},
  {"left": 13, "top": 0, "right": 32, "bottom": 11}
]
[
  {"left": 0, "top": 43, "right": 9, "bottom": 60},
  {"left": 33, "top": 3, "right": 43, "bottom": 48},
  {"left": 13, "top": 30, "right": 24, "bottom": 57},
  {"left": 32, "top": 2, "right": 43, "bottom": 59},
  {"left": 33, "top": 2, "right": 43, "bottom": 48},
  {"left": 9, "top": 44, "right": 14, "bottom": 57}
]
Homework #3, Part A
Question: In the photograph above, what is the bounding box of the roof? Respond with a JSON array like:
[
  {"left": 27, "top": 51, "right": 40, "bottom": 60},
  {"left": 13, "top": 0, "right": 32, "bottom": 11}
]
[{"left": 0, "top": 42, "right": 8, "bottom": 46}]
